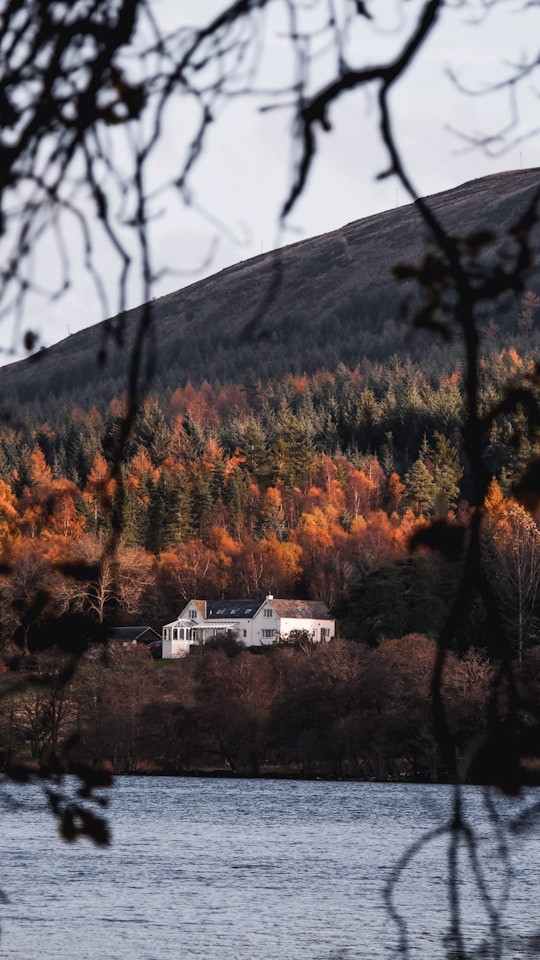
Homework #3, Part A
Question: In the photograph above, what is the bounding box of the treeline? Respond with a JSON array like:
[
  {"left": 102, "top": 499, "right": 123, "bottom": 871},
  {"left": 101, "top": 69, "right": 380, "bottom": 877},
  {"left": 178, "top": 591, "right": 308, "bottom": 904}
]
[
  {"left": 3, "top": 348, "right": 537, "bottom": 493},
  {"left": 0, "top": 352, "right": 539, "bottom": 657},
  {"left": 2, "top": 636, "right": 540, "bottom": 782}
]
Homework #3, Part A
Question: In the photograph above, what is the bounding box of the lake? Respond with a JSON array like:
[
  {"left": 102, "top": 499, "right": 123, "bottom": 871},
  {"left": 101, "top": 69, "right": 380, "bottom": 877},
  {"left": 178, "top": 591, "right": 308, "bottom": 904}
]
[{"left": 1, "top": 777, "right": 539, "bottom": 959}]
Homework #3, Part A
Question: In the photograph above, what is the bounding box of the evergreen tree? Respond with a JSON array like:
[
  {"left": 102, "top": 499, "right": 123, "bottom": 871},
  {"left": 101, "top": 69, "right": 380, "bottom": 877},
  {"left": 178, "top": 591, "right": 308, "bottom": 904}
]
[
  {"left": 118, "top": 466, "right": 149, "bottom": 547},
  {"left": 271, "top": 406, "right": 315, "bottom": 486},
  {"left": 147, "top": 469, "right": 192, "bottom": 553},
  {"left": 63, "top": 424, "right": 99, "bottom": 486},
  {"left": 337, "top": 557, "right": 447, "bottom": 645},
  {"left": 430, "top": 432, "right": 463, "bottom": 512},
  {"left": 223, "top": 465, "right": 249, "bottom": 535},
  {"left": 0, "top": 443, "right": 11, "bottom": 483},
  {"left": 179, "top": 412, "right": 207, "bottom": 464},
  {"left": 134, "top": 399, "right": 173, "bottom": 466},
  {"left": 191, "top": 468, "right": 215, "bottom": 539},
  {"left": 259, "top": 487, "right": 286, "bottom": 539},
  {"left": 404, "top": 458, "right": 436, "bottom": 516},
  {"left": 236, "top": 417, "right": 273, "bottom": 482}
]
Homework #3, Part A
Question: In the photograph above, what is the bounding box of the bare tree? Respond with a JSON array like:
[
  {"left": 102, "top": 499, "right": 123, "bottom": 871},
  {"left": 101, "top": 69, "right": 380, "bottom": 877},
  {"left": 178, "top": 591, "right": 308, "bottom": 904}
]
[
  {"left": 57, "top": 534, "right": 155, "bottom": 622},
  {"left": 488, "top": 501, "right": 540, "bottom": 662}
]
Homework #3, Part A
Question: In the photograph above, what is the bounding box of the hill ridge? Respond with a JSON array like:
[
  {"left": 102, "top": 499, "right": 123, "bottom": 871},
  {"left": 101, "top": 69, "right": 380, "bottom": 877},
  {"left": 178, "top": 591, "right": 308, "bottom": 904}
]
[{"left": 1, "top": 168, "right": 539, "bottom": 418}]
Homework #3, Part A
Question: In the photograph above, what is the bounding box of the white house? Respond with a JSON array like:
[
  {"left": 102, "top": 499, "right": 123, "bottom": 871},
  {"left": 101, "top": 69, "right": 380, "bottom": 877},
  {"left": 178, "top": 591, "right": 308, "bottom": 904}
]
[{"left": 161, "top": 595, "right": 335, "bottom": 658}]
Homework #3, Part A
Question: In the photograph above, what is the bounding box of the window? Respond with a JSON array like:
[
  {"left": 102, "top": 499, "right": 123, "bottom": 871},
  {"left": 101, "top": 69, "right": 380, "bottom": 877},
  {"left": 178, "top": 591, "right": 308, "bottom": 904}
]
[
  {"left": 189, "top": 609, "right": 197, "bottom": 619},
  {"left": 321, "top": 627, "right": 330, "bottom": 640},
  {"left": 243, "top": 630, "right": 247, "bottom": 638},
  {"left": 264, "top": 608, "right": 272, "bottom": 618},
  {"left": 262, "top": 629, "right": 275, "bottom": 639}
]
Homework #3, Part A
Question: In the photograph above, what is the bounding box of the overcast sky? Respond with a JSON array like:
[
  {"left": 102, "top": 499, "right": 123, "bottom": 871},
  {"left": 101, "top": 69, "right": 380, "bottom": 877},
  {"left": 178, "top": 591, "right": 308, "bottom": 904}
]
[{"left": 2, "top": 0, "right": 538, "bottom": 362}]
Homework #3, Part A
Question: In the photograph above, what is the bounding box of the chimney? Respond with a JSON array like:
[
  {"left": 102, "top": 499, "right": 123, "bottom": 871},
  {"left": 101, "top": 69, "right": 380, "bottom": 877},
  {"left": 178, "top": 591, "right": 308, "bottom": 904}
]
[{"left": 266, "top": 594, "right": 273, "bottom": 601}]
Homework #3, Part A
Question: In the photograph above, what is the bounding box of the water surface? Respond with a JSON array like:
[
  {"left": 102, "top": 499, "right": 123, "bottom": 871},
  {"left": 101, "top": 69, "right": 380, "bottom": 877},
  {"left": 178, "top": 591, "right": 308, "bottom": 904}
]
[{"left": 1, "top": 778, "right": 539, "bottom": 959}]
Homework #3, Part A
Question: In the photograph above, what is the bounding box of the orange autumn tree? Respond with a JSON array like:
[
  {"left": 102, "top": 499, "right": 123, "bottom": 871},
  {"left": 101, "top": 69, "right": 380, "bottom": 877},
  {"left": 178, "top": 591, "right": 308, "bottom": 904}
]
[
  {"left": 295, "top": 505, "right": 351, "bottom": 606},
  {"left": 84, "top": 453, "right": 116, "bottom": 535},
  {"left": 18, "top": 447, "right": 84, "bottom": 541},
  {"left": 0, "top": 478, "right": 19, "bottom": 549},
  {"left": 232, "top": 534, "right": 302, "bottom": 597},
  {"left": 159, "top": 539, "right": 226, "bottom": 606},
  {"left": 41, "top": 479, "right": 86, "bottom": 540},
  {"left": 0, "top": 539, "right": 70, "bottom": 651},
  {"left": 350, "top": 510, "right": 406, "bottom": 574}
]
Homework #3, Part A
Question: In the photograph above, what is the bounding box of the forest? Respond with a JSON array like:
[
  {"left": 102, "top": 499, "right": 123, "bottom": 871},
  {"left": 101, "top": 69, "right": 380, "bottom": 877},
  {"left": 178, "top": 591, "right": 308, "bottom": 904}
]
[
  {"left": 0, "top": 344, "right": 538, "bottom": 620},
  {"left": 1, "top": 326, "right": 540, "bottom": 779}
]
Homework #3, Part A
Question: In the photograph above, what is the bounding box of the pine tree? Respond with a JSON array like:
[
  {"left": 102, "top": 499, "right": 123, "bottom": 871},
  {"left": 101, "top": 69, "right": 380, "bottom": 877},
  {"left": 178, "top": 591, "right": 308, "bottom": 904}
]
[
  {"left": 147, "top": 469, "right": 192, "bottom": 553},
  {"left": 259, "top": 487, "right": 286, "bottom": 539},
  {"left": 134, "top": 399, "right": 173, "bottom": 466},
  {"left": 191, "top": 467, "right": 215, "bottom": 539},
  {"left": 404, "top": 458, "right": 436, "bottom": 516},
  {"left": 237, "top": 417, "right": 272, "bottom": 481},
  {"left": 223, "top": 465, "right": 248, "bottom": 535},
  {"left": 430, "top": 432, "right": 463, "bottom": 512},
  {"left": 180, "top": 412, "right": 206, "bottom": 463}
]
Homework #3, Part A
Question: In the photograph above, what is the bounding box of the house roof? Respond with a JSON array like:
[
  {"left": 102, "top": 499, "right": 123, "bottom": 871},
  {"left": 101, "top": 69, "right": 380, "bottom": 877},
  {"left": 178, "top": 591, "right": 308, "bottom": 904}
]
[
  {"left": 109, "top": 626, "right": 161, "bottom": 643},
  {"left": 190, "top": 600, "right": 207, "bottom": 617},
  {"left": 174, "top": 598, "right": 334, "bottom": 624},
  {"left": 269, "top": 599, "right": 332, "bottom": 620},
  {"left": 206, "top": 599, "right": 263, "bottom": 620}
]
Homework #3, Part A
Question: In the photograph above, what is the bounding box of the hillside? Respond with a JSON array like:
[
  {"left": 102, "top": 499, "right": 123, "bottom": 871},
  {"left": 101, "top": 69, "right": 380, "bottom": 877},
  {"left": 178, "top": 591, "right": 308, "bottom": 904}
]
[{"left": 1, "top": 168, "right": 539, "bottom": 419}]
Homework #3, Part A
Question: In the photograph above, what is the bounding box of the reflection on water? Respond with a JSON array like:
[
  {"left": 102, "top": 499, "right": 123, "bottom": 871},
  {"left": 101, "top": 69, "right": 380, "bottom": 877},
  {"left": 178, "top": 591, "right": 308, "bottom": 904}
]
[{"left": 1, "top": 778, "right": 539, "bottom": 959}]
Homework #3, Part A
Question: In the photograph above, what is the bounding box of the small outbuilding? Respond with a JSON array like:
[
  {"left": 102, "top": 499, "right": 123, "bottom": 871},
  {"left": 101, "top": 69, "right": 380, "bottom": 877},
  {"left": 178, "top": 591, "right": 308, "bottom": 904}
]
[{"left": 108, "top": 626, "right": 162, "bottom": 657}]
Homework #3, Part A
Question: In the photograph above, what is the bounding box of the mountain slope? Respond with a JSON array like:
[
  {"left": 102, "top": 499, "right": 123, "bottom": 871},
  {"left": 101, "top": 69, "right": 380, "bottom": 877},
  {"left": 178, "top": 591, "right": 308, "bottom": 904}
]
[{"left": 2, "top": 168, "right": 539, "bottom": 417}]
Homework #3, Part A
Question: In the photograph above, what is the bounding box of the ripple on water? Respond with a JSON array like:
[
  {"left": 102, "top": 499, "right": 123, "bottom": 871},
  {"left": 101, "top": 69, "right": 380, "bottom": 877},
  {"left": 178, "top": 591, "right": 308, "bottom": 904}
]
[{"left": 0, "top": 779, "right": 539, "bottom": 960}]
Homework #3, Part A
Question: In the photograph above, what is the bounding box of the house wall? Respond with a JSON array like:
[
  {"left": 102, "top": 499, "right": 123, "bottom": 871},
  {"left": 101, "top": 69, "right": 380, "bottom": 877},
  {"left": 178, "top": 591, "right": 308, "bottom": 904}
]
[
  {"left": 277, "top": 617, "right": 335, "bottom": 642},
  {"left": 162, "top": 621, "right": 192, "bottom": 658},
  {"left": 249, "top": 600, "right": 277, "bottom": 646},
  {"left": 236, "top": 621, "right": 254, "bottom": 644},
  {"left": 162, "top": 604, "right": 205, "bottom": 658},
  {"left": 250, "top": 601, "right": 335, "bottom": 646}
]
